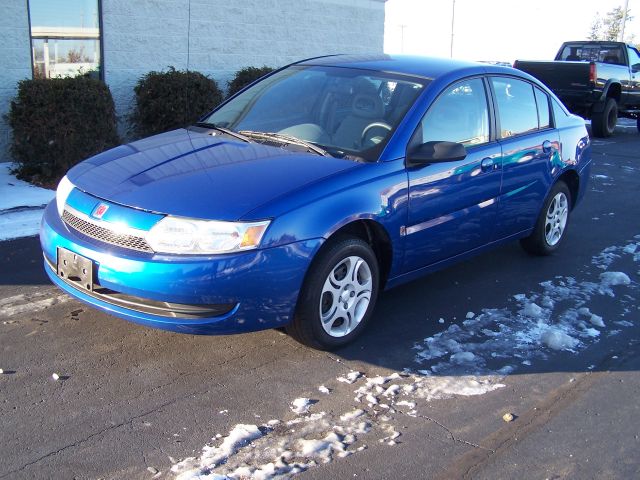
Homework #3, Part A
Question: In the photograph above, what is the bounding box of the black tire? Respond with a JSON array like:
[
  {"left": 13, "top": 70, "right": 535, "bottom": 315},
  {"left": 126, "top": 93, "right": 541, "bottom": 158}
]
[
  {"left": 637, "top": 116, "right": 640, "bottom": 133},
  {"left": 520, "top": 181, "right": 572, "bottom": 256},
  {"left": 591, "top": 98, "right": 617, "bottom": 138},
  {"left": 286, "top": 236, "right": 380, "bottom": 350}
]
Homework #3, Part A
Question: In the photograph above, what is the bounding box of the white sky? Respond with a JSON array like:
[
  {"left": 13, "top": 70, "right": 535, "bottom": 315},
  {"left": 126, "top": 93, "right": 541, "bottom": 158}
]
[{"left": 384, "top": 0, "right": 640, "bottom": 62}]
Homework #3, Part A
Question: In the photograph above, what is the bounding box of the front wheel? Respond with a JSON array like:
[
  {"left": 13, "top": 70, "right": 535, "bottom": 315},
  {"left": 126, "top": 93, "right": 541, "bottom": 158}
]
[
  {"left": 591, "top": 98, "right": 617, "bottom": 138},
  {"left": 287, "top": 237, "right": 380, "bottom": 350},
  {"left": 520, "top": 181, "right": 571, "bottom": 256}
]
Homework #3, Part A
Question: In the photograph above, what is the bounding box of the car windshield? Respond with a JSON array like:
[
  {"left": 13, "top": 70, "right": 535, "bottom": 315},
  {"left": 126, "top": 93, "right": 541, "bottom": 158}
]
[{"left": 203, "top": 65, "right": 428, "bottom": 161}]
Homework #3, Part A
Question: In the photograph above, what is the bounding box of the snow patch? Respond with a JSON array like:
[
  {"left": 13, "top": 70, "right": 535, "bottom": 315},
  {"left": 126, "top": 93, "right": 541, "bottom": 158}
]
[
  {"left": 337, "top": 371, "right": 362, "bottom": 384},
  {"left": 541, "top": 329, "right": 579, "bottom": 351},
  {"left": 290, "top": 398, "right": 312, "bottom": 415},
  {"left": 600, "top": 271, "right": 631, "bottom": 287},
  {"left": 173, "top": 424, "right": 264, "bottom": 478},
  {"left": 0, "top": 163, "right": 55, "bottom": 241}
]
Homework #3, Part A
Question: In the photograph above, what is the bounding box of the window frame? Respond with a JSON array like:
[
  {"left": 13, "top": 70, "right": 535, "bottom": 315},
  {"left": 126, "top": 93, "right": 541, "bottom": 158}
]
[
  {"left": 27, "top": 0, "right": 105, "bottom": 81},
  {"left": 408, "top": 75, "right": 496, "bottom": 153}
]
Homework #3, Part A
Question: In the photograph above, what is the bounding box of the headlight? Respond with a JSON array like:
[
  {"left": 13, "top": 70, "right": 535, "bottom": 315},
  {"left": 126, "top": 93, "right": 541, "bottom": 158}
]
[
  {"left": 56, "top": 175, "right": 75, "bottom": 217},
  {"left": 146, "top": 216, "right": 271, "bottom": 254}
]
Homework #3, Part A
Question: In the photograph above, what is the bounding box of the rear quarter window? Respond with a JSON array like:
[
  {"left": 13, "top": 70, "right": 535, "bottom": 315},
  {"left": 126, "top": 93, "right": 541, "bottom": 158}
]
[{"left": 534, "top": 87, "right": 551, "bottom": 129}]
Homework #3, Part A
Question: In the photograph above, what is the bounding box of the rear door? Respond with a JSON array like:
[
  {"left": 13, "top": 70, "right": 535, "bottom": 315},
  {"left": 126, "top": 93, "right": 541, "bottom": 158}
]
[
  {"left": 403, "top": 77, "right": 503, "bottom": 271},
  {"left": 490, "top": 76, "right": 559, "bottom": 239}
]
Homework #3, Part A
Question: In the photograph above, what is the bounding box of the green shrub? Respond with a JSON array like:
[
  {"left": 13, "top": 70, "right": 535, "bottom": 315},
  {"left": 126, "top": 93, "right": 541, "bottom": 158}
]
[
  {"left": 7, "top": 76, "right": 119, "bottom": 184},
  {"left": 227, "top": 66, "right": 275, "bottom": 97},
  {"left": 130, "top": 67, "right": 223, "bottom": 138}
]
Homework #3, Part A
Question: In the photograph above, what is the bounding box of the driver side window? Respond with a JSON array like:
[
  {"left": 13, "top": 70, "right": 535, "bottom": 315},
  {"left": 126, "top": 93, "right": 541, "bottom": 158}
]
[{"left": 419, "top": 78, "right": 490, "bottom": 147}]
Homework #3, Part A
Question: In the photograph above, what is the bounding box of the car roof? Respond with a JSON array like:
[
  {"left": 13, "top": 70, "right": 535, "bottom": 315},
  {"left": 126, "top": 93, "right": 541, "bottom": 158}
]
[{"left": 295, "top": 54, "right": 492, "bottom": 80}]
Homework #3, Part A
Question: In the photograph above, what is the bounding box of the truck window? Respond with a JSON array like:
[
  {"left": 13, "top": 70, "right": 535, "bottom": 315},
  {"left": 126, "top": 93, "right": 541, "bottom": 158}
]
[
  {"left": 491, "top": 77, "right": 538, "bottom": 138},
  {"left": 559, "top": 43, "right": 624, "bottom": 64},
  {"left": 628, "top": 47, "right": 640, "bottom": 71}
]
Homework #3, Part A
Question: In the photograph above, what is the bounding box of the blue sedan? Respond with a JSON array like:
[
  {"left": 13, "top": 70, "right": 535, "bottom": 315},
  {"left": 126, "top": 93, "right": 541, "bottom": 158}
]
[{"left": 40, "top": 55, "right": 591, "bottom": 349}]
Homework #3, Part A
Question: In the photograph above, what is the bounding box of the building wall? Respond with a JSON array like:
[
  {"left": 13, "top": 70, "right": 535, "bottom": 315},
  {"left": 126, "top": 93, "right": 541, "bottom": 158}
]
[
  {"left": 0, "top": 0, "right": 386, "bottom": 160},
  {"left": 0, "top": 1, "right": 32, "bottom": 161},
  {"left": 103, "top": 0, "right": 386, "bottom": 136}
]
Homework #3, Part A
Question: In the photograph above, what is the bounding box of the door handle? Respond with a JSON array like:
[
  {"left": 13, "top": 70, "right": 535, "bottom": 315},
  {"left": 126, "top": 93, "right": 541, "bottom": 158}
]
[
  {"left": 542, "top": 140, "right": 552, "bottom": 153},
  {"left": 480, "top": 157, "right": 495, "bottom": 172}
]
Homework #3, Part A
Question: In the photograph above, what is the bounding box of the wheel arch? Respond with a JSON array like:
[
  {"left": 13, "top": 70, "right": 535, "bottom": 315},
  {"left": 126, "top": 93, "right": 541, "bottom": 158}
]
[
  {"left": 329, "top": 219, "right": 394, "bottom": 288},
  {"left": 556, "top": 169, "right": 580, "bottom": 209},
  {"left": 600, "top": 80, "right": 622, "bottom": 104}
]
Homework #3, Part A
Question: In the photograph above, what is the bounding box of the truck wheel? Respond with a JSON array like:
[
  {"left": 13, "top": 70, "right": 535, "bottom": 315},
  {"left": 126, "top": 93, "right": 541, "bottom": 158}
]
[{"left": 591, "top": 98, "right": 617, "bottom": 137}]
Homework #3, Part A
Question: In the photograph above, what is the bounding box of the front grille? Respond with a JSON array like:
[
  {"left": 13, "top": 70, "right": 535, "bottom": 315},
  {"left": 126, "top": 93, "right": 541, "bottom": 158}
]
[{"left": 62, "top": 209, "right": 154, "bottom": 253}]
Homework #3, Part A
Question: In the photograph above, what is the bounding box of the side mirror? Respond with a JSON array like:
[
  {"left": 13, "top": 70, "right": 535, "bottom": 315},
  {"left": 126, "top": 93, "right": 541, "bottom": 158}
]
[{"left": 406, "top": 141, "right": 467, "bottom": 167}]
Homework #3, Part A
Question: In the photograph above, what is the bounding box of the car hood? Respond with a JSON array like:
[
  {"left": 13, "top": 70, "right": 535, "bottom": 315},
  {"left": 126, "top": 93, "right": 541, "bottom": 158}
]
[{"left": 67, "top": 128, "right": 358, "bottom": 221}]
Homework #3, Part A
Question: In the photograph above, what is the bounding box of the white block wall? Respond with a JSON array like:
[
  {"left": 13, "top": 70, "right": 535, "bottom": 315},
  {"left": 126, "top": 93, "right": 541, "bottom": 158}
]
[
  {"left": 103, "top": 0, "right": 386, "bottom": 136},
  {"left": 0, "top": 0, "right": 385, "bottom": 159},
  {"left": 0, "top": 1, "right": 32, "bottom": 162}
]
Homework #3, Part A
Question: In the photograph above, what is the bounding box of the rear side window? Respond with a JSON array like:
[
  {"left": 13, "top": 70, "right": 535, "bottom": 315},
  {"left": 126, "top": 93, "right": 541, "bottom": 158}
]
[
  {"left": 534, "top": 87, "right": 551, "bottom": 129},
  {"left": 491, "top": 77, "right": 538, "bottom": 137},
  {"left": 419, "top": 78, "right": 489, "bottom": 147}
]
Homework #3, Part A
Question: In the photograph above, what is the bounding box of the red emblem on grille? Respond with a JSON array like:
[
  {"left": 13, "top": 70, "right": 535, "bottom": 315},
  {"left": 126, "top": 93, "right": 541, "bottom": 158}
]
[{"left": 93, "top": 203, "right": 109, "bottom": 219}]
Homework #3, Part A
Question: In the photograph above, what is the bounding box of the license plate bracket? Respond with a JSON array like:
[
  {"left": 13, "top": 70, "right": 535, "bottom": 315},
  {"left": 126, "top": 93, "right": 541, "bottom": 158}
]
[{"left": 57, "top": 247, "right": 94, "bottom": 292}]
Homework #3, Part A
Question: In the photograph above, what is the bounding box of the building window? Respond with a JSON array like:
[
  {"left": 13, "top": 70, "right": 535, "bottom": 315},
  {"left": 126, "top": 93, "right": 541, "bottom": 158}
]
[{"left": 28, "top": 0, "right": 102, "bottom": 79}]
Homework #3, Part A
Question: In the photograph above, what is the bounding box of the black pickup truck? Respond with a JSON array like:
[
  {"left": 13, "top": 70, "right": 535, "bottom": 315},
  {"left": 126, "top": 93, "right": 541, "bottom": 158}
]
[{"left": 514, "top": 41, "right": 640, "bottom": 137}]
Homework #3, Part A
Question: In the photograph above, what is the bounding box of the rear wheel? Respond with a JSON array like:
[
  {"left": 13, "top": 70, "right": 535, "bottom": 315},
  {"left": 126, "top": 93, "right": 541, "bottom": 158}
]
[
  {"left": 591, "top": 98, "right": 617, "bottom": 137},
  {"left": 520, "top": 181, "right": 571, "bottom": 256},
  {"left": 287, "top": 236, "right": 379, "bottom": 350}
]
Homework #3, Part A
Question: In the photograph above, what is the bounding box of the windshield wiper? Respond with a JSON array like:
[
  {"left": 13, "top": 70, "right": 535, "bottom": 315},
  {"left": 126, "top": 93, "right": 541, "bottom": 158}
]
[
  {"left": 194, "top": 122, "right": 251, "bottom": 143},
  {"left": 238, "top": 130, "right": 331, "bottom": 157}
]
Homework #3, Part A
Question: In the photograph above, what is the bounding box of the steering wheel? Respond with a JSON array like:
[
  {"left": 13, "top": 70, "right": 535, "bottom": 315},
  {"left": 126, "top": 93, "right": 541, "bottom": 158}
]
[{"left": 361, "top": 122, "right": 392, "bottom": 145}]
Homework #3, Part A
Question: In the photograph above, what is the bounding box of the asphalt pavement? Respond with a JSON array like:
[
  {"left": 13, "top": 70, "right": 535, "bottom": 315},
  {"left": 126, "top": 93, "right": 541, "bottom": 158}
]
[{"left": 1, "top": 123, "right": 639, "bottom": 479}]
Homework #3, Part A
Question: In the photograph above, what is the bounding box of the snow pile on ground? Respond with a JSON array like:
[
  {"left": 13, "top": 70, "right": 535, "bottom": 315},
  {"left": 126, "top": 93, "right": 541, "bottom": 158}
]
[
  {"left": 0, "top": 163, "right": 54, "bottom": 241},
  {"left": 0, "top": 291, "right": 68, "bottom": 319},
  {"left": 172, "top": 410, "right": 369, "bottom": 479},
  {"left": 337, "top": 371, "right": 362, "bottom": 384},
  {"left": 290, "top": 398, "right": 312, "bottom": 415},
  {"left": 174, "top": 424, "right": 265, "bottom": 479},
  {"left": 413, "top": 253, "right": 638, "bottom": 379},
  {"left": 171, "top": 236, "right": 638, "bottom": 479}
]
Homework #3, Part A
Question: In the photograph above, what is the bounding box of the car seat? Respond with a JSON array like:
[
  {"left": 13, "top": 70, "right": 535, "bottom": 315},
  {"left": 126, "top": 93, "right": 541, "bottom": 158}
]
[{"left": 332, "top": 93, "right": 385, "bottom": 149}]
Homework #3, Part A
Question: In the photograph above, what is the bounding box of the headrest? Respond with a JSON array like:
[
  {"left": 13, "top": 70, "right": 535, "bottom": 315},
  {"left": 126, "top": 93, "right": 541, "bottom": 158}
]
[{"left": 351, "top": 94, "right": 384, "bottom": 119}]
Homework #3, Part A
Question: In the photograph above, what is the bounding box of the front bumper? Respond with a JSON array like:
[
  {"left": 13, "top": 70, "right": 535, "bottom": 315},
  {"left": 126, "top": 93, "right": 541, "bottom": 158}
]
[{"left": 40, "top": 201, "right": 322, "bottom": 334}]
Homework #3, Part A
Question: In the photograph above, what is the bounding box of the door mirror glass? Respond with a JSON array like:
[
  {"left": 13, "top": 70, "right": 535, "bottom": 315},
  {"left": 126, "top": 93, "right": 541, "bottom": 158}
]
[{"left": 406, "top": 141, "right": 467, "bottom": 167}]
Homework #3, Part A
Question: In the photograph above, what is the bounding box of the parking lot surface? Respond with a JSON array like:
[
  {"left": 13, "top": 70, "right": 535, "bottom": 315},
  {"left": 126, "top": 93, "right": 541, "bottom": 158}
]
[{"left": 1, "top": 124, "right": 639, "bottom": 479}]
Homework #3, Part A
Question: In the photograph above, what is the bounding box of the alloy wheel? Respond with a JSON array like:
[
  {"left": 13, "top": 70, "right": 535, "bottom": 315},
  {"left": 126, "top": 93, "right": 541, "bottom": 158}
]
[
  {"left": 319, "top": 255, "right": 372, "bottom": 337},
  {"left": 544, "top": 192, "right": 569, "bottom": 246}
]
